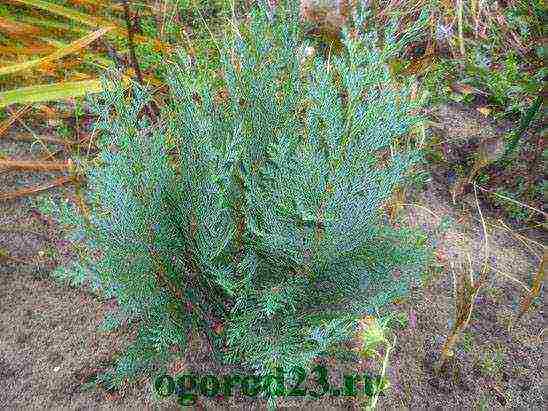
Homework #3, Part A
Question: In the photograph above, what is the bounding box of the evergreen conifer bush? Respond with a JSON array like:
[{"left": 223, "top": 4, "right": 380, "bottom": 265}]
[{"left": 51, "top": 1, "right": 430, "bottom": 388}]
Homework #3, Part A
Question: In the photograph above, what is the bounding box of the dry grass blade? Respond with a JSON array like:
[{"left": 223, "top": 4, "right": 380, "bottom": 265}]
[
  {"left": 475, "top": 184, "right": 547, "bottom": 219},
  {"left": 0, "top": 105, "right": 32, "bottom": 138},
  {"left": 41, "top": 38, "right": 114, "bottom": 69},
  {"left": 0, "top": 247, "right": 29, "bottom": 264},
  {"left": 0, "top": 43, "right": 56, "bottom": 56},
  {"left": 0, "top": 159, "right": 72, "bottom": 172},
  {"left": 487, "top": 265, "right": 530, "bottom": 292},
  {"left": 0, "top": 15, "right": 43, "bottom": 37},
  {"left": 0, "top": 175, "right": 78, "bottom": 201},
  {"left": 6, "top": 132, "right": 93, "bottom": 148},
  {"left": 473, "top": 183, "right": 490, "bottom": 286},
  {"left": 437, "top": 256, "right": 481, "bottom": 371},
  {"left": 0, "top": 79, "right": 102, "bottom": 107},
  {"left": 17, "top": 14, "right": 89, "bottom": 34},
  {"left": 0, "top": 27, "right": 113, "bottom": 76},
  {"left": 8, "top": 0, "right": 155, "bottom": 44},
  {"left": 515, "top": 251, "right": 546, "bottom": 322},
  {"left": 399, "top": 202, "right": 442, "bottom": 221},
  {"left": 437, "top": 187, "right": 494, "bottom": 369},
  {"left": 8, "top": 0, "right": 122, "bottom": 32},
  {"left": 472, "top": 217, "right": 544, "bottom": 261}
]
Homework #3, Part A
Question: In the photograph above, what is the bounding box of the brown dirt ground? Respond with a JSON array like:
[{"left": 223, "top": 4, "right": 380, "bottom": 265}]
[{"left": 0, "top": 103, "right": 545, "bottom": 410}]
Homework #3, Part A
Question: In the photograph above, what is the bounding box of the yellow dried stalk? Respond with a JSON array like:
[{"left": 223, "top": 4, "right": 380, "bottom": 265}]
[
  {"left": 0, "top": 159, "right": 73, "bottom": 172},
  {"left": 437, "top": 257, "right": 481, "bottom": 370},
  {"left": 515, "top": 251, "right": 546, "bottom": 322}
]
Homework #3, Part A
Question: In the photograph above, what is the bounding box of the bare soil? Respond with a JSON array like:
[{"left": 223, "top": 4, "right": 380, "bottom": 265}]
[{"left": 0, "top": 103, "right": 545, "bottom": 410}]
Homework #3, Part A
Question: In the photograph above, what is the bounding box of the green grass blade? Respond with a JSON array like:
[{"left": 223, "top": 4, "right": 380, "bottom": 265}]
[
  {"left": 8, "top": 0, "right": 122, "bottom": 31},
  {"left": 0, "top": 27, "right": 113, "bottom": 76},
  {"left": 17, "top": 14, "right": 90, "bottom": 34},
  {"left": 42, "top": 38, "right": 115, "bottom": 68}
]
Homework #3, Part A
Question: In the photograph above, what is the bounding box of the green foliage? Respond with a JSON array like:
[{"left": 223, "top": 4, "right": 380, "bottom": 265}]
[
  {"left": 422, "top": 0, "right": 544, "bottom": 117},
  {"left": 133, "top": 0, "right": 233, "bottom": 77},
  {"left": 478, "top": 346, "right": 506, "bottom": 377},
  {"left": 357, "top": 315, "right": 396, "bottom": 410},
  {"left": 461, "top": 331, "right": 474, "bottom": 353},
  {"left": 490, "top": 187, "right": 530, "bottom": 223},
  {"left": 464, "top": 51, "right": 544, "bottom": 116},
  {"left": 423, "top": 51, "right": 544, "bottom": 117},
  {"left": 357, "top": 317, "right": 392, "bottom": 359},
  {"left": 51, "top": 1, "right": 429, "bottom": 390}
]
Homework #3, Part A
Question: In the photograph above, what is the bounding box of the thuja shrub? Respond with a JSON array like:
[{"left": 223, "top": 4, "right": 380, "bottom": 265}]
[{"left": 51, "top": 1, "right": 429, "bottom": 388}]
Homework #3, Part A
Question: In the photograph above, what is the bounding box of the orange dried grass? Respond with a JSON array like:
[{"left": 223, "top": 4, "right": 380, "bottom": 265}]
[{"left": 0, "top": 159, "right": 73, "bottom": 172}]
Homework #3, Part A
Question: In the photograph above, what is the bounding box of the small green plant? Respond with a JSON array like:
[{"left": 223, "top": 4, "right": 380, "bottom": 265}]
[
  {"left": 49, "top": 1, "right": 429, "bottom": 395},
  {"left": 357, "top": 316, "right": 392, "bottom": 359},
  {"left": 57, "top": 121, "right": 72, "bottom": 139},
  {"left": 422, "top": 59, "right": 455, "bottom": 105},
  {"left": 476, "top": 394, "right": 490, "bottom": 410},
  {"left": 419, "top": 0, "right": 544, "bottom": 118},
  {"left": 478, "top": 347, "right": 505, "bottom": 377},
  {"left": 461, "top": 331, "right": 474, "bottom": 353},
  {"left": 356, "top": 315, "right": 396, "bottom": 410},
  {"left": 389, "top": 311, "right": 409, "bottom": 329},
  {"left": 475, "top": 172, "right": 489, "bottom": 185},
  {"left": 462, "top": 49, "right": 544, "bottom": 118}
]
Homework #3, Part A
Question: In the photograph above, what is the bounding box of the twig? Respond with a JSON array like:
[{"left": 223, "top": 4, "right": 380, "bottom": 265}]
[
  {"left": 0, "top": 175, "right": 79, "bottom": 201},
  {"left": 121, "top": 0, "right": 145, "bottom": 85},
  {"left": 101, "top": 38, "right": 125, "bottom": 68},
  {"left": 41, "top": 149, "right": 64, "bottom": 161}
]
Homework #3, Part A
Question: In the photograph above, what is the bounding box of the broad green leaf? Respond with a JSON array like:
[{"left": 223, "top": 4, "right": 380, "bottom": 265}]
[{"left": 0, "top": 79, "right": 102, "bottom": 107}]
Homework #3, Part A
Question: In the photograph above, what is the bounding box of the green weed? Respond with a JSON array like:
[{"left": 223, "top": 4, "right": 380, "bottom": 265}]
[
  {"left": 478, "top": 346, "right": 505, "bottom": 377},
  {"left": 461, "top": 332, "right": 474, "bottom": 353}
]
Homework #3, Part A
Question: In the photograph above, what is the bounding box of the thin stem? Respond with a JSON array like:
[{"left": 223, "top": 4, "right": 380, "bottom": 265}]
[
  {"left": 122, "top": 0, "right": 145, "bottom": 86},
  {"left": 121, "top": 0, "right": 159, "bottom": 121}
]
